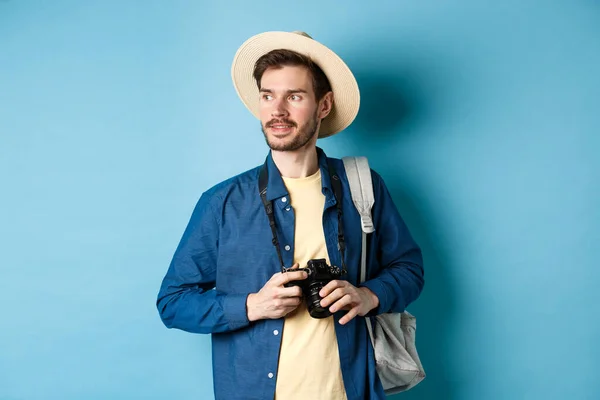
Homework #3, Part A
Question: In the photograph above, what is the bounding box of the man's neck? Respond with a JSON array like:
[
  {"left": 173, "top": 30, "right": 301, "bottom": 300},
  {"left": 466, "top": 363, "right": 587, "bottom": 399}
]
[{"left": 271, "top": 146, "right": 319, "bottom": 179}]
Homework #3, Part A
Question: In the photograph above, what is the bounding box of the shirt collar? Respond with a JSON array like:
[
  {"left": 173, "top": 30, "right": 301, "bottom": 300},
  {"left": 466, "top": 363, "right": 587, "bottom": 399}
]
[{"left": 264, "top": 146, "right": 335, "bottom": 203}]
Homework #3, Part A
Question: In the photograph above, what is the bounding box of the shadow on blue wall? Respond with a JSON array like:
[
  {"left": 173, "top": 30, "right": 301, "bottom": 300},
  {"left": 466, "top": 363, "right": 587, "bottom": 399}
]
[
  {"left": 350, "top": 68, "right": 460, "bottom": 400},
  {"left": 353, "top": 70, "right": 429, "bottom": 137}
]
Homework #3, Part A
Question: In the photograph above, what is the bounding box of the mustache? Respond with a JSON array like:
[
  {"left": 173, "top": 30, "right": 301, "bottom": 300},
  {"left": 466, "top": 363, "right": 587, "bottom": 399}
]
[{"left": 266, "top": 119, "right": 297, "bottom": 128}]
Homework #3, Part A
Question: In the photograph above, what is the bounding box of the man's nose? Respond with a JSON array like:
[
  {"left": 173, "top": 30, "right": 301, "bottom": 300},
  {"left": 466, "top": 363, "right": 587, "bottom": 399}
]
[{"left": 271, "top": 99, "right": 289, "bottom": 118}]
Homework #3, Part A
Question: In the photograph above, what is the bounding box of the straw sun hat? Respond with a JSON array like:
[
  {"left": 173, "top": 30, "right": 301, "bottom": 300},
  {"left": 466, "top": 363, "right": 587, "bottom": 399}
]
[{"left": 231, "top": 31, "right": 360, "bottom": 138}]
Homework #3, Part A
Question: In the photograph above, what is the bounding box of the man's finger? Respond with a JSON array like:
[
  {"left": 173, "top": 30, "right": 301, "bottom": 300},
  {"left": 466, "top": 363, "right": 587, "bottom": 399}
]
[
  {"left": 279, "top": 297, "right": 302, "bottom": 307},
  {"left": 329, "top": 294, "right": 353, "bottom": 313},
  {"left": 276, "top": 270, "right": 308, "bottom": 285},
  {"left": 319, "top": 280, "right": 345, "bottom": 297},
  {"left": 339, "top": 306, "right": 360, "bottom": 325},
  {"left": 279, "top": 286, "right": 303, "bottom": 298},
  {"left": 270, "top": 263, "right": 300, "bottom": 282},
  {"left": 320, "top": 287, "right": 347, "bottom": 308}
]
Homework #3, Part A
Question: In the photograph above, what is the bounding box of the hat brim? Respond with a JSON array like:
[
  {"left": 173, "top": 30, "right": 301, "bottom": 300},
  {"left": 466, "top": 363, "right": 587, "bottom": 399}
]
[{"left": 231, "top": 31, "right": 360, "bottom": 138}]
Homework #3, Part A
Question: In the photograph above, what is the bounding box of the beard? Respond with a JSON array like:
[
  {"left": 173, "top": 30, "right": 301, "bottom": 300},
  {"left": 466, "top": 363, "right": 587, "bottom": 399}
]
[{"left": 261, "top": 110, "right": 319, "bottom": 152}]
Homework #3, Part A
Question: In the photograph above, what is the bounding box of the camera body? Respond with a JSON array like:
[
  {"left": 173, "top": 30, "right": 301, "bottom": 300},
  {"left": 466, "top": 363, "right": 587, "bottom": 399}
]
[{"left": 284, "top": 258, "right": 344, "bottom": 319}]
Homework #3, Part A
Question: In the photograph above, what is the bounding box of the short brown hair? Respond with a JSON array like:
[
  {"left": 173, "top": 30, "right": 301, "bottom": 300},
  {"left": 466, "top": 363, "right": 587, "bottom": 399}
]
[{"left": 253, "top": 49, "right": 332, "bottom": 100}]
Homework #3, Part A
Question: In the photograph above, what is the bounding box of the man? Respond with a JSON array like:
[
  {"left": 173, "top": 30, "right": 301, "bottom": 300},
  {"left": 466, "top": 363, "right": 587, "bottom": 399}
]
[{"left": 157, "top": 31, "right": 424, "bottom": 400}]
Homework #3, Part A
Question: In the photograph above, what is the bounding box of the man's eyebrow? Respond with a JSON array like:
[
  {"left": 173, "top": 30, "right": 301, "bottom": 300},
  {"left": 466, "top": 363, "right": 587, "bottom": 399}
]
[{"left": 259, "top": 88, "right": 308, "bottom": 94}]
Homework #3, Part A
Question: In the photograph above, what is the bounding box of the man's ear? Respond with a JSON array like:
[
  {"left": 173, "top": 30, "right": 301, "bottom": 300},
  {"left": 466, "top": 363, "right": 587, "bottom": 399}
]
[{"left": 318, "top": 91, "right": 334, "bottom": 120}]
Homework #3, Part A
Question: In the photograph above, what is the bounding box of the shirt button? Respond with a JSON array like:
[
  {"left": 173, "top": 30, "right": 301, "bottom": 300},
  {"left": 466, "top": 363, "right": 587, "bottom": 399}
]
[
  {"left": 281, "top": 197, "right": 287, "bottom": 203},
  {"left": 285, "top": 207, "right": 291, "bottom": 211},
  {"left": 284, "top": 245, "right": 291, "bottom": 251},
  {"left": 273, "top": 330, "right": 279, "bottom": 336},
  {"left": 268, "top": 372, "right": 274, "bottom": 379}
]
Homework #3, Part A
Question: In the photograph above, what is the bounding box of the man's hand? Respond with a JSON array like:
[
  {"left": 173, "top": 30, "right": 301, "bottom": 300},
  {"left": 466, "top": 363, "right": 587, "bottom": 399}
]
[
  {"left": 246, "top": 264, "right": 307, "bottom": 322},
  {"left": 319, "top": 280, "right": 379, "bottom": 325}
]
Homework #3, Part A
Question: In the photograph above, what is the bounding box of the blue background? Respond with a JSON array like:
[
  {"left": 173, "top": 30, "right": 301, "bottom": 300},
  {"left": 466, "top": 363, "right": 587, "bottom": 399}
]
[{"left": 1, "top": 1, "right": 599, "bottom": 399}]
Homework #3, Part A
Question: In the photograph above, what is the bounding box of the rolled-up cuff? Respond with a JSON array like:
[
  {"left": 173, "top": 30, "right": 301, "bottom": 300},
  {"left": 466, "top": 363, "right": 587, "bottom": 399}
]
[
  {"left": 361, "top": 279, "right": 392, "bottom": 316},
  {"left": 222, "top": 293, "right": 251, "bottom": 330}
]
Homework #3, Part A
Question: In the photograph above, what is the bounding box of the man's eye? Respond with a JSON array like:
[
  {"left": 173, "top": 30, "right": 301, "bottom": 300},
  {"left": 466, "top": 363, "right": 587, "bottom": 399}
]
[
  {"left": 290, "top": 95, "right": 301, "bottom": 101},
  {"left": 262, "top": 94, "right": 273, "bottom": 100}
]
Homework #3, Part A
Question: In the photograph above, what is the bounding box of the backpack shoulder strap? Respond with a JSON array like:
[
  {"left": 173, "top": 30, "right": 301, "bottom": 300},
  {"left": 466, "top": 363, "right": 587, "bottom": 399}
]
[
  {"left": 342, "top": 156, "right": 375, "bottom": 285},
  {"left": 342, "top": 155, "right": 378, "bottom": 349},
  {"left": 342, "top": 156, "right": 375, "bottom": 234}
]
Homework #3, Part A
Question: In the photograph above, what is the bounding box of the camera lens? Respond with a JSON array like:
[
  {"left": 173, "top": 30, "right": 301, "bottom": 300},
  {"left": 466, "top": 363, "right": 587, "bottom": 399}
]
[{"left": 306, "top": 282, "right": 331, "bottom": 319}]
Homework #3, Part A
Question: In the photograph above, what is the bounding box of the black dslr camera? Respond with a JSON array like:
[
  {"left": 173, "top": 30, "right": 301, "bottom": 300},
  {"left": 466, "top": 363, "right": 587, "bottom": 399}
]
[{"left": 284, "top": 258, "right": 345, "bottom": 319}]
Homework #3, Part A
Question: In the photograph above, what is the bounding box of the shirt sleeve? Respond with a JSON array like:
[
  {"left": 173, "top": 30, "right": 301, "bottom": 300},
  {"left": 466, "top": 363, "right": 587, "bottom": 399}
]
[
  {"left": 359, "top": 170, "right": 425, "bottom": 314},
  {"left": 156, "top": 191, "right": 251, "bottom": 334}
]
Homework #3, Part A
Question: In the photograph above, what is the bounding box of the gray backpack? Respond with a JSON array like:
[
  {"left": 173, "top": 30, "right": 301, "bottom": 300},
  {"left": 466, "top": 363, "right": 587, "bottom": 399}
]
[{"left": 342, "top": 156, "right": 426, "bottom": 395}]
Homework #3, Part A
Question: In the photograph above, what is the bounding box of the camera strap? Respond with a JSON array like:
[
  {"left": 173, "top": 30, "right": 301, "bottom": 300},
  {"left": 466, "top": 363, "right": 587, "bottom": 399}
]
[
  {"left": 258, "top": 158, "right": 347, "bottom": 274},
  {"left": 258, "top": 161, "right": 286, "bottom": 272}
]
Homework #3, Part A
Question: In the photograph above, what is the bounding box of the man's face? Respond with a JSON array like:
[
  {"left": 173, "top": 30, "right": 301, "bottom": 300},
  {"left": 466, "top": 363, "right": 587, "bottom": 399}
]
[{"left": 258, "top": 65, "right": 327, "bottom": 152}]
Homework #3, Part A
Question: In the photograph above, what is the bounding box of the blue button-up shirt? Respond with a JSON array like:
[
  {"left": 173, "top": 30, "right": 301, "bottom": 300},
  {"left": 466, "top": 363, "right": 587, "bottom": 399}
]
[{"left": 157, "top": 147, "right": 424, "bottom": 400}]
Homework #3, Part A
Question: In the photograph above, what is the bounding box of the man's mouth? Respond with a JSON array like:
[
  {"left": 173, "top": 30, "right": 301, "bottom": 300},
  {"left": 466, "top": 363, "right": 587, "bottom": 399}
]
[
  {"left": 267, "top": 120, "right": 296, "bottom": 128},
  {"left": 267, "top": 121, "right": 296, "bottom": 135}
]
